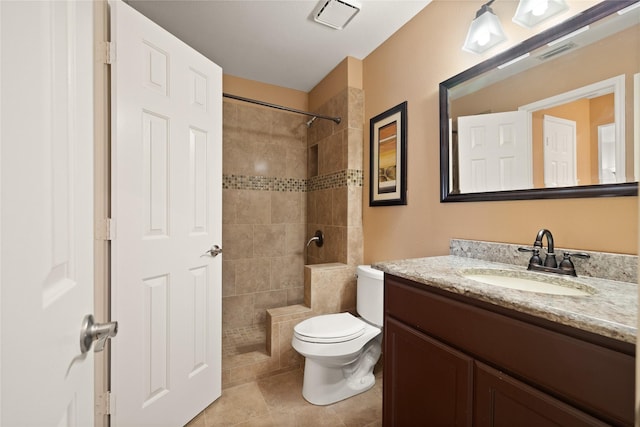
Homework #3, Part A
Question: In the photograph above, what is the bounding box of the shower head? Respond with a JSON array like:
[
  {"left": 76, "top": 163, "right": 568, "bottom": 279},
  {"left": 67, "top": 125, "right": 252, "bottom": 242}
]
[{"left": 306, "top": 116, "right": 317, "bottom": 128}]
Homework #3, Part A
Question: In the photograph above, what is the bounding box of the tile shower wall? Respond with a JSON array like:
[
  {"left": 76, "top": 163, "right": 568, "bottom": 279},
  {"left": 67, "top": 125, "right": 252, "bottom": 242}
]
[
  {"left": 306, "top": 87, "right": 364, "bottom": 266},
  {"left": 222, "top": 101, "right": 308, "bottom": 331}
]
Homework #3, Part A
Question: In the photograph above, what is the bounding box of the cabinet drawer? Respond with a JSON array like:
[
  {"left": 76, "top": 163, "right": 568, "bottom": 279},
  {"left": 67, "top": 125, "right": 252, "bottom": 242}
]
[{"left": 385, "top": 275, "right": 634, "bottom": 426}]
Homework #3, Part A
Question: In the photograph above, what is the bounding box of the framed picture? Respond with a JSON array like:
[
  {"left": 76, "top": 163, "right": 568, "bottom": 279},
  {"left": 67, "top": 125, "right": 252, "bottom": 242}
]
[{"left": 369, "top": 101, "right": 407, "bottom": 206}]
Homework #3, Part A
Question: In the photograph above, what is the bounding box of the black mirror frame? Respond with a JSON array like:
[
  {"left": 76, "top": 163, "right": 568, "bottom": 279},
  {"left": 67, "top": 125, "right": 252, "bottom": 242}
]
[{"left": 440, "top": 0, "right": 639, "bottom": 202}]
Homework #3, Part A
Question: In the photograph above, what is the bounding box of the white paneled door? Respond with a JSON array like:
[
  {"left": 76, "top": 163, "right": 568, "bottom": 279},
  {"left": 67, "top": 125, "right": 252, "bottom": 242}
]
[
  {"left": 458, "top": 111, "right": 531, "bottom": 193},
  {"left": 110, "top": 1, "right": 223, "bottom": 426},
  {"left": 543, "top": 115, "right": 577, "bottom": 188},
  {"left": 1, "top": 1, "right": 95, "bottom": 426}
]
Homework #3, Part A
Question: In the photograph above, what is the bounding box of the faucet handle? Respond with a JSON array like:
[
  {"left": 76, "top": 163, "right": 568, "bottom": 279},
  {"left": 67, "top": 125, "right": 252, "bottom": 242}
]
[
  {"left": 564, "top": 252, "right": 590, "bottom": 259},
  {"left": 518, "top": 247, "right": 542, "bottom": 267},
  {"left": 559, "top": 252, "right": 590, "bottom": 276}
]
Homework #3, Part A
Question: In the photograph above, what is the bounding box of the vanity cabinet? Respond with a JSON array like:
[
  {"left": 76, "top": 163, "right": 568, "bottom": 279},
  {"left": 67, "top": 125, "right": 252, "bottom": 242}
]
[{"left": 383, "top": 274, "right": 635, "bottom": 427}]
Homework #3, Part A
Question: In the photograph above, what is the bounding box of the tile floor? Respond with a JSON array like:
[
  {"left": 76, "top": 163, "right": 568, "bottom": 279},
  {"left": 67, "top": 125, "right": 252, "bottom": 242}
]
[{"left": 186, "top": 368, "right": 383, "bottom": 427}]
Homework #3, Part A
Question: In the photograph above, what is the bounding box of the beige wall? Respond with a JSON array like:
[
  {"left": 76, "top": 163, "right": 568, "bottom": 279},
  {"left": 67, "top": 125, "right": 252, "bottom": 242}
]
[
  {"left": 223, "top": 74, "right": 308, "bottom": 111},
  {"left": 362, "top": 0, "right": 637, "bottom": 261}
]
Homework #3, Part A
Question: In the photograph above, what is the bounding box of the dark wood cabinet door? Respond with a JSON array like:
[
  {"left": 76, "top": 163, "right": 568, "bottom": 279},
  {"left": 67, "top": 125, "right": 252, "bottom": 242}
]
[
  {"left": 384, "top": 317, "right": 473, "bottom": 427},
  {"left": 474, "top": 362, "right": 609, "bottom": 427}
]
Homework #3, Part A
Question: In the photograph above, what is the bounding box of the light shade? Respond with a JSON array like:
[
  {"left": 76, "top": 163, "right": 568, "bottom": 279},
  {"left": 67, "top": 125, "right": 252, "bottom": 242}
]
[
  {"left": 512, "top": 0, "right": 569, "bottom": 28},
  {"left": 462, "top": 4, "right": 507, "bottom": 54}
]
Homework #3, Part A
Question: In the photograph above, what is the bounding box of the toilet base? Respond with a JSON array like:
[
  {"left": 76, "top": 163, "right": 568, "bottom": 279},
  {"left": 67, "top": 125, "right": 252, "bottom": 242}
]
[{"left": 301, "top": 337, "right": 381, "bottom": 406}]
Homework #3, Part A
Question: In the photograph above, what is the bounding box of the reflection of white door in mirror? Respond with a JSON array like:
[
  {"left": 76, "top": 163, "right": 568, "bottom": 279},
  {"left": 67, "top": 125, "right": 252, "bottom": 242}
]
[
  {"left": 521, "top": 75, "right": 625, "bottom": 188},
  {"left": 543, "top": 115, "right": 577, "bottom": 187},
  {"left": 441, "top": 2, "right": 639, "bottom": 201},
  {"left": 598, "top": 123, "right": 617, "bottom": 184},
  {"left": 635, "top": 73, "right": 640, "bottom": 181},
  {"left": 458, "top": 111, "right": 530, "bottom": 193}
]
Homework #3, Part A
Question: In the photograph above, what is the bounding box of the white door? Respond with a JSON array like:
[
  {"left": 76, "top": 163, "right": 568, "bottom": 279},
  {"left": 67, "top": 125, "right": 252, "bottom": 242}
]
[
  {"left": 598, "top": 123, "right": 617, "bottom": 184},
  {"left": 110, "top": 1, "right": 223, "bottom": 426},
  {"left": 543, "top": 115, "right": 577, "bottom": 187},
  {"left": 1, "top": 1, "right": 95, "bottom": 426},
  {"left": 458, "top": 111, "right": 531, "bottom": 193}
]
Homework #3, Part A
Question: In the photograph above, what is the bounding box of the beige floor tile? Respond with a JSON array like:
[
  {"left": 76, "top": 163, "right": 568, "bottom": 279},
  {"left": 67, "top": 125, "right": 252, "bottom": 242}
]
[
  {"left": 331, "top": 384, "right": 382, "bottom": 427},
  {"left": 186, "top": 412, "right": 206, "bottom": 427},
  {"left": 270, "top": 406, "right": 346, "bottom": 427},
  {"left": 233, "top": 414, "right": 279, "bottom": 427},
  {"left": 203, "top": 382, "right": 269, "bottom": 426},
  {"left": 187, "top": 367, "right": 383, "bottom": 427},
  {"left": 256, "top": 369, "right": 308, "bottom": 412}
]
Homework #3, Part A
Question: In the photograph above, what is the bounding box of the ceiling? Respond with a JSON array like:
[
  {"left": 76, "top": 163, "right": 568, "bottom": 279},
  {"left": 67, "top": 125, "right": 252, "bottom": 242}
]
[{"left": 126, "top": 0, "right": 433, "bottom": 92}]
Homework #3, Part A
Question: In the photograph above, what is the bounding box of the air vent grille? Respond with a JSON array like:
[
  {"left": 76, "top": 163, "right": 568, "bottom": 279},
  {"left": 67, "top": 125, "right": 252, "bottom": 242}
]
[
  {"left": 537, "top": 42, "right": 576, "bottom": 61},
  {"left": 314, "top": 0, "right": 360, "bottom": 30}
]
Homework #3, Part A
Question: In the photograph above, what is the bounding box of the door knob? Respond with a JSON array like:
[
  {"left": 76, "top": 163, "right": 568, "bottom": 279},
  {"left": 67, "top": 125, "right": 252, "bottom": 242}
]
[
  {"left": 201, "top": 244, "right": 222, "bottom": 258},
  {"left": 80, "top": 314, "right": 118, "bottom": 354}
]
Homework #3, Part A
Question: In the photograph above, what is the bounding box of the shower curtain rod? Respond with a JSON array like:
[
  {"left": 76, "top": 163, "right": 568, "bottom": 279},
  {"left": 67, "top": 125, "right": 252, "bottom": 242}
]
[{"left": 222, "top": 93, "right": 342, "bottom": 125}]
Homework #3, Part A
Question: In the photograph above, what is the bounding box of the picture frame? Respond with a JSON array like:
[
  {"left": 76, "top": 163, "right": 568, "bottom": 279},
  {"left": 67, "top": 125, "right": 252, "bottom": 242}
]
[{"left": 369, "top": 101, "right": 407, "bottom": 206}]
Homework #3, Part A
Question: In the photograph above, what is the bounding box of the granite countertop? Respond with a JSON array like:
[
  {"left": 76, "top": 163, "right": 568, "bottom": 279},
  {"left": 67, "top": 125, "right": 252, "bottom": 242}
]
[{"left": 373, "top": 256, "right": 637, "bottom": 344}]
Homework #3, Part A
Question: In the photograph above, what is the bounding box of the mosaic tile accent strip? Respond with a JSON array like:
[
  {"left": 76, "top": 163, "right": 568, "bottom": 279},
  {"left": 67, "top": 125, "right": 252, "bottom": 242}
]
[
  {"left": 308, "top": 169, "right": 364, "bottom": 192},
  {"left": 223, "top": 175, "right": 307, "bottom": 192},
  {"left": 222, "top": 169, "right": 363, "bottom": 192}
]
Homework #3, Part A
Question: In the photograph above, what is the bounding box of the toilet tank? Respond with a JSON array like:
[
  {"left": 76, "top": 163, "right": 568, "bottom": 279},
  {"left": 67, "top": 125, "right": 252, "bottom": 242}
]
[{"left": 356, "top": 265, "right": 384, "bottom": 327}]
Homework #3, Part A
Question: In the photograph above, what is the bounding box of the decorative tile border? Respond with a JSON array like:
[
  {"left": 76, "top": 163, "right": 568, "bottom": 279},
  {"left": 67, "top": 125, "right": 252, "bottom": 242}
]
[
  {"left": 222, "top": 175, "right": 306, "bottom": 192},
  {"left": 308, "top": 169, "right": 363, "bottom": 192},
  {"left": 223, "top": 169, "right": 363, "bottom": 192}
]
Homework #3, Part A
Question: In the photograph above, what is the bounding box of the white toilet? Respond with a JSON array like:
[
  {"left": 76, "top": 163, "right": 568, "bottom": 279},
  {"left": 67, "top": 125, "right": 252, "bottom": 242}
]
[{"left": 291, "top": 265, "right": 384, "bottom": 405}]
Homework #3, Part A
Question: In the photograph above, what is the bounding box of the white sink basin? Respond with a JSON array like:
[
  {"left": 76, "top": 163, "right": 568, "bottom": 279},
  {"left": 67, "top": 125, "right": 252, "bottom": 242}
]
[{"left": 461, "top": 269, "right": 595, "bottom": 296}]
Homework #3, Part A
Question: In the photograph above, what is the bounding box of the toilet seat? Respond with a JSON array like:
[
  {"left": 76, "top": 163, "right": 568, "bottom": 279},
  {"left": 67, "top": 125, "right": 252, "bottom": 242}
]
[{"left": 294, "top": 312, "right": 366, "bottom": 343}]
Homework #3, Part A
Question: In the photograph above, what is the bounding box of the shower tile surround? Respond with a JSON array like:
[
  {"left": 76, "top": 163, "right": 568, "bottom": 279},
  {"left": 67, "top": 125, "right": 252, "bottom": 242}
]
[
  {"left": 221, "top": 87, "right": 365, "bottom": 388},
  {"left": 222, "top": 100, "right": 308, "bottom": 330},
  {"left": 306, "top": 87, "right": 365, "bottom": 267}
]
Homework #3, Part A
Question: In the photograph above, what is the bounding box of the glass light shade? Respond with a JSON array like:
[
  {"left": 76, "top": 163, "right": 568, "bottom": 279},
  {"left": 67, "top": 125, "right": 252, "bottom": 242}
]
[
  {"left": 512, "top": 0, "right": 569, "bottom": 28},
  {"left": 462, "top": 8, "right": 507, "bottom": 54}
]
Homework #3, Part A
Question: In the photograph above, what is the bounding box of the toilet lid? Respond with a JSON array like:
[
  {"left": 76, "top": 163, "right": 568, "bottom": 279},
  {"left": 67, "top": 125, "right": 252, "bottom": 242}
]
[{"left": 294, "top": 313, "right": 365, "bottom": 343}]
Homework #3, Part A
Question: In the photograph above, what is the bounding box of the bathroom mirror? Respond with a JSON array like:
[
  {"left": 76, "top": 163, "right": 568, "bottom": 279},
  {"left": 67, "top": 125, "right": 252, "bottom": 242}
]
[{"left": 440, "top": 1, "right": 640, "bottom": 202}]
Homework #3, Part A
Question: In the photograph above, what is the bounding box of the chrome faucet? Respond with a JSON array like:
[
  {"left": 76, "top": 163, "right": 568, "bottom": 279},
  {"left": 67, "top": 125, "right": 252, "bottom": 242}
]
[
  {"left": 518, "top": 228, "right": 590, "bottom": 277},
  {"left": 306, "top": 230, "right": 324, "bottom": 248}
]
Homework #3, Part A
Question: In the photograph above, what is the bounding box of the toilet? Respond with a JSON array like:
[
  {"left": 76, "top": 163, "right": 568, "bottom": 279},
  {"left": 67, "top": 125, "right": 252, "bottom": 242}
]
[{"left": 291, "top": 265, "right": 384, "bottom": 405}]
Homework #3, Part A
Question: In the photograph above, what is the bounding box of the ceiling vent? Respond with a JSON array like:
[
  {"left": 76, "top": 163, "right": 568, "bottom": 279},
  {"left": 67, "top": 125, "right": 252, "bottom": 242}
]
[
  {"left": 537, "top": 42, "right": 576, "bottom": 61},
  {"left": 313, "top": 0, "right": 361, "bottom": 30}
]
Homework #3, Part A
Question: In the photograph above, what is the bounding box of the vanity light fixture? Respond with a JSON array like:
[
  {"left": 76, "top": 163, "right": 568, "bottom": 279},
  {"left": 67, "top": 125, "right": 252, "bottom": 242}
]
[
  {"left": 313, "top": 0, "right": 360, "bottom": 30},
  {"left": 512, "top": 0, "right": 569, "bottom": 28},
  {"left": 462, "top": 0, "right": 507, "bottom": 54}
]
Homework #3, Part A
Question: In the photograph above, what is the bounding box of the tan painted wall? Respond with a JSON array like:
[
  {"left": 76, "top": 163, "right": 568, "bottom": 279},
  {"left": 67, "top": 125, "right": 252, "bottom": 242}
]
[
  {"left": 223, "top": 74, "right": 308, "bottom": 111},
  {"left": 309, "top": 56, "right": 363, "bottom": 110},
  {"left": 362, "top": 0, "right": 637, "bottom": 261}
]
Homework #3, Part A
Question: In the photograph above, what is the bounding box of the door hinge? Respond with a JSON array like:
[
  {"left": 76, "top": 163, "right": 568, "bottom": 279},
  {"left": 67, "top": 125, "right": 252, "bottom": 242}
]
[
  {"left": 96, "top": 391, "right": 113, "bottom": 416},
  {"left": 96, "top": 218, "right": 116, "bottom": 241},
  {"left": 104, "top": 41, "right": 116, "bottom": 65}
]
